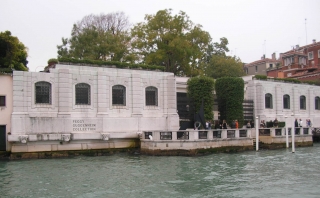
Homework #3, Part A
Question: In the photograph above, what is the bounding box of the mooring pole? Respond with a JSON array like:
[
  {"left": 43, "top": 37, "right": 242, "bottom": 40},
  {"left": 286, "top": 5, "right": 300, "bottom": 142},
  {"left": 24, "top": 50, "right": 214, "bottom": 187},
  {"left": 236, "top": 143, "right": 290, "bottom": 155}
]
[
  {"left": 255, "top": 116, "right": 259, "bottom": 151},
  {"left": 285, "top": 116, "right": 289, "bottom": 148},
  {"left": 291, "top": 113, "right": 295, "bottom": 153}
]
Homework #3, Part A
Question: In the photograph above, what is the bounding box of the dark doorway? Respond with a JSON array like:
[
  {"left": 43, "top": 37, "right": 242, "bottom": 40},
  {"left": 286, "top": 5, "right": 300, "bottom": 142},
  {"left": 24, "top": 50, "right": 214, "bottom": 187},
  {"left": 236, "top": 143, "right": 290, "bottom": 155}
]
[
  {"left": 0, "top": 125, "right": 6, "bottom": 151},
  {"left": 177, "top": 92, "right": 194, "bottom": 130}
]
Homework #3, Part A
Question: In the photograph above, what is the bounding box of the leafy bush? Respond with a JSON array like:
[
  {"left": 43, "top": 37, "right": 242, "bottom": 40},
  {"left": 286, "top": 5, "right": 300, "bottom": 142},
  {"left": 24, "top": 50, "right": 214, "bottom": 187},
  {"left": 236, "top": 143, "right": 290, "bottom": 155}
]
[
  {"left": 187, "top": 76, "right": 215, "bottom": 121},
  {"left": 57, "top": 58, "right": 165, "bottom": 71},
  {"left": 47, "top": 58, "right": 58, "bottom": 64},
  {"left": 215, "top": 77, "right": 244, "bottom": 127}
]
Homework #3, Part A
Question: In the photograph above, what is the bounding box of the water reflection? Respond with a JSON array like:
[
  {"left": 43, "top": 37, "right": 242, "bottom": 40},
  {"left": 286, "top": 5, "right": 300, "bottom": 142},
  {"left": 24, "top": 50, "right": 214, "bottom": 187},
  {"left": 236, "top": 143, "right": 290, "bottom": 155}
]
[{"left": 0, "top": 144, "right": 320, "bottom": 197}]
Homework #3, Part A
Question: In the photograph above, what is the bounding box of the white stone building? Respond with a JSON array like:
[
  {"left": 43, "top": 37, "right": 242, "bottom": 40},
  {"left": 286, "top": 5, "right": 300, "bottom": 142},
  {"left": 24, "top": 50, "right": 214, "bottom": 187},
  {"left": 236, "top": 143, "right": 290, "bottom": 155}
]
[
  {"left": 245, "top": 78, "right": 320, "bottom": 127},
  {"left": 8, "top": 64, "right": 179, "bottom": 152}
]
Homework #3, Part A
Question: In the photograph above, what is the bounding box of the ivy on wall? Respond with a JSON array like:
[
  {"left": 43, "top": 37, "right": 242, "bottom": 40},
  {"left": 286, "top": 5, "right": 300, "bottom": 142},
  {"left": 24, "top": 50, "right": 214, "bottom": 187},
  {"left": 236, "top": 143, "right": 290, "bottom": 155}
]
[
  {"left": 57, "top": 58, "right": 165, "bottom": 71},
  {"left": 187, "top": 76, "right": 215, "bottom": 121},
  {"left": 215, "top": 77, "right": 244, "bottom": 127},
  {"left": 253, "top": 75, "right": 320, "bottom": 86}
]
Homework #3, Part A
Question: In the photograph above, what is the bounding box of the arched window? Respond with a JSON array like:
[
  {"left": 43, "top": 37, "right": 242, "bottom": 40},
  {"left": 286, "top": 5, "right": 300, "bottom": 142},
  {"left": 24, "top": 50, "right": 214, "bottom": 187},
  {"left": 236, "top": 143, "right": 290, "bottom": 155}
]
[
  {"left": 315, "top": 97, "right": 320, "bottom": 110},
  {"left": 283, "top": 94, "right": 290, "bottom": 109},
  {"left": 146, "top": 86, "right": 158, "bottom": 106},
  {"left": 75, "top": 83, "right": 90, "bottom": 105},
  {"left": 265, "top": 93, "right": 273, "bottom": 109},
  {"left": 35, "top": 81, "right": 51, "bottom": 104},
  {"left": 112, "top": 85, "right": 126, "bottom": 105},
  {"left": 300, "top": 95, "right": 306, "bottom": 110}
]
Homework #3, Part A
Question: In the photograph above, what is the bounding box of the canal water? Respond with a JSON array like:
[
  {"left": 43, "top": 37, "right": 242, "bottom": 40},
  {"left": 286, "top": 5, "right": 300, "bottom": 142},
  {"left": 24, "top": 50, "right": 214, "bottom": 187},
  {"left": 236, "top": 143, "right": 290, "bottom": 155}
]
[{"left": 1, "top": 144, "right": 320, "bottom": 198}]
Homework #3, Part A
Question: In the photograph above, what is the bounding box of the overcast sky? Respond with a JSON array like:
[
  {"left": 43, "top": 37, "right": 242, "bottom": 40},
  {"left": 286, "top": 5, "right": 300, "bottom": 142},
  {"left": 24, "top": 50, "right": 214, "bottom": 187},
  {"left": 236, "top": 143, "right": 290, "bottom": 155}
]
[{"left": 1, "top": 0, "right": 319, "bottom": 72}]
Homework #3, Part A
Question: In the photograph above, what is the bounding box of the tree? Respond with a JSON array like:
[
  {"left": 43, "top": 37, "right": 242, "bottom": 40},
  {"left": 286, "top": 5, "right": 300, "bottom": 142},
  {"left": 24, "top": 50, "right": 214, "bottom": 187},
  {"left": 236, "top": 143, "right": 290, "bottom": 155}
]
[
  {"left": 131, "top": 9, "right": 211, "bottom": 76},
  {"left": 205, "top": 55, "right": 245, "bottom": 79},
  {"left": 187, "top": 76, "right": 215, "bottom": 121},
  {"left": 0, "top": 31, "right": 28, "bottom": 71},
  {"left": 57, "top": 12, "right": 135, "bottom": 62}
]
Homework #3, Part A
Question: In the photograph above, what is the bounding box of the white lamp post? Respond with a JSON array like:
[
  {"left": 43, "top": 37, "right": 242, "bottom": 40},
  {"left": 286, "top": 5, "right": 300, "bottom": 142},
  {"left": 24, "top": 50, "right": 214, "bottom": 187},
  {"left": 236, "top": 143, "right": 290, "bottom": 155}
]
[
  {"left": 291, "top": 112, "right": 295, "bottom": 153},
  {"left": 285, "top": 115, "right": 288, "bottom": 148},
  {"left": 255, "top": 116, "right": 259, "bottom": 151}
]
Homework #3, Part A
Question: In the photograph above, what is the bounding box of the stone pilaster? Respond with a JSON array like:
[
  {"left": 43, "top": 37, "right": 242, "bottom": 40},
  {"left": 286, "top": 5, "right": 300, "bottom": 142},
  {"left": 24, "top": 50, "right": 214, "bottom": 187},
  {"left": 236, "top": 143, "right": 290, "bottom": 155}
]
[
  {"left": 131, "top": 73, "right": 142, "bottom": 116},
  {"left": 58, "top": 69, "right": 72, "bottom": 114}
]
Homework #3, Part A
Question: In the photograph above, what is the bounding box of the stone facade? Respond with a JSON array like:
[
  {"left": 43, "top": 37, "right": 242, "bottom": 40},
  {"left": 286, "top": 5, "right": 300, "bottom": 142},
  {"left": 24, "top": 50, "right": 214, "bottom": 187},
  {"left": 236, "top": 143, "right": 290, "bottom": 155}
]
[
  {"left": 8, "top": 64, "right": 179, "bottom": 152},
  {"left": 246, "top": 78, "right": 320, "bottom": 126}
]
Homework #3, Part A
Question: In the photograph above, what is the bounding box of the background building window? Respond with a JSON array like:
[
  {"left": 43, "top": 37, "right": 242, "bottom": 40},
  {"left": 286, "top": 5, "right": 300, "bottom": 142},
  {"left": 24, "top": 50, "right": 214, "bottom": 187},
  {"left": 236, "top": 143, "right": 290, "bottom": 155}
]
[
  {"left": 265, "top": 93, "right": 273, "bottom": 109},
  {"left": 300, "top": 95, "right": 306, "bottom": 110},
  {"left": 283, "top": 94, "right": 290, "bottom": 109},
  {"left": 308, "top": 52, "right": 314, "bottom": 60},
  {"left": 75, "top": 83, "right": 90, "bottom": 105},
  {"left": 146, "top": 86, "right": 158, "bottom": 106},
  {"left": 315, "top": 97, "right": 320, "bottom": 110},
  {"left": 0, "top": 96, "right": 5, "bottom": 106},
  {"left": 255, "top": 66, "right": 257, "bottom": 72},
  {"left": 35, "top": 81, "right": 51, "bottom": 104},
  {"left": 112, "top": 85, "right": 126, "bottom": 105}
]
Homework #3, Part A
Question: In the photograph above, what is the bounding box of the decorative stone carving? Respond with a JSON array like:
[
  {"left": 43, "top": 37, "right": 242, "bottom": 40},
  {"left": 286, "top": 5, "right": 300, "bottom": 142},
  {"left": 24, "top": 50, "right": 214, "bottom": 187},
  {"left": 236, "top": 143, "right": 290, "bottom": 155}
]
[
  {"left": 61, "top": 134, "right": 71, "bottom": 142},
  {"left": 101, "top": 133, "right": 110, "bottom": 141},
  {"left": 19, "top": 135, "right": 28, "bottom": 143}
]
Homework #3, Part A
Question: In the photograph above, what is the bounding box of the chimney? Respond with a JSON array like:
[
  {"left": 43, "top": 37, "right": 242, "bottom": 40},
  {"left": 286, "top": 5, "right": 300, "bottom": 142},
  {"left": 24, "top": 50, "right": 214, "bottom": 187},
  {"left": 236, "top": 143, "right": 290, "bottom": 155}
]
[
  {"left": 312, "top": 39, "right": 316, "bottom": 44},
  {"left": 296, "top": 45, "right": 299, "bottom": 49},
  {"left": 272, "top": 52, "right": 276, "bottom": 60},
  {"left": 261, "top": 54, "right": 265, "bottom": 60}
]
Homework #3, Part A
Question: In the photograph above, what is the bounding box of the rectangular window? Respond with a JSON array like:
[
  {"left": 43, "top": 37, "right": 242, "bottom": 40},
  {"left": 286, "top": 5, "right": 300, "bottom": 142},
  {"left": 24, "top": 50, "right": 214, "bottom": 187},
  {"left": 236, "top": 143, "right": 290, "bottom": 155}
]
[
  {"left": 146, "top": 90, "right": 156, "bottom": 105},
  {"left": 144, "top": 132, "right": 153, "bottom": 139},
  {"left": 269, "top": 64, "right": 273, "bottom": 68},
  {"left": 255, "top": 66, "right": 258, "bottom": 72},
  {"left": 0, "top": 96, "right": 5, "bottom": 106},
  {"left": 308, "top": 52, "right": 314, "bottom": 60},
  {"left": 227, "top": 130, "right": 235, "bottom": 138},
  {"left": 177, "top": 131, "right": 189, "bottom": 140},
  {"left": 198, "top": 131, "right": 208, "bottom": 139},
  {"left": 160, "top": 132, "right": 172, "bottom": 140},
  {"left": 318, "top": 50, "right": 320, "bottom": 58}
]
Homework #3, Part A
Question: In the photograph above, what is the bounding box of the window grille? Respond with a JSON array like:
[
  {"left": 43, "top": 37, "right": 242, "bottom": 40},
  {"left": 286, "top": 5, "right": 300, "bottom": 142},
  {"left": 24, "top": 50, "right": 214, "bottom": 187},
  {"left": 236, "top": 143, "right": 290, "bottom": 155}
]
[
  {"left": 265, "top": 93, "right": 273, "bottom": 109},
  {"left": 213, "top": 130, "right": 221, "bottom": 138},
  {"left": 315, "top": 97, "right": 320, "bottom": 110},
  {"left": 283, "top": 95, "right": 290, "bottom": 109},
  {"left": 146, "top": 86, "right": 158, "bottom": 106},
  {"left": 112, "top": 85, "right": 126, "bottom": 105},
  {"left": 177, "top": 131, "right": 189, "bottom": 140},
  {"left": 160, "top": 132, "right": 172, "bottom": 140},
  {"left": 75, "top": 83, "right": 90, "bottom": 105},
  {"left": 35, "top": 81, "right": 51, "bottom": 104},
  {"left": 144, "top": 132, "right": 153, "bottom": 139},
  {"left": 239, "top": 130, "right": 247, "bottom": 137},
  {"left": 199, "top": 131, "right": 208, "bottom": 139},
  {"left": 0, "top": 96, "right": 5, "bottom": 106},
  {"left": 227, "top": 130, "right": 235, "bottom": 138},
  {"left": 308, "top": 52, "right": 314, "bottom": 60},
  {"left": 300, "top": 95, "right": 306, "bottom": 110}
]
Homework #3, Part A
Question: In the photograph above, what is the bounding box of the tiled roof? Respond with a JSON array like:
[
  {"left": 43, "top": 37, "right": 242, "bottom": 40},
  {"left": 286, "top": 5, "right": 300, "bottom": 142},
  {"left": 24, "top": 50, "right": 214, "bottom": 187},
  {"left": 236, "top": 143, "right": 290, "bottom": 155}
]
[{"left": 245, "top": 58, "right": 280, "bottom": 67}]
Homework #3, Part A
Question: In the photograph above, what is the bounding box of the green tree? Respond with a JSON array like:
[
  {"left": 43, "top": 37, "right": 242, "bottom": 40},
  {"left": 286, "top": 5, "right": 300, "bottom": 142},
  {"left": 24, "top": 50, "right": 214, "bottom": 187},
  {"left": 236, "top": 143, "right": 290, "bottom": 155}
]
[
  {"left": 131, "top": 9, "right": 211, "bottom": 76},
  {"left": 187, "top": 76, "right": 215, "bottom": 121},
  {"left": 215, "top": 77, "right": 244, "bottom": 127},
  {"left": 57, "top": 12, "right": 135, "bottom": 62},
  {"left": 205, "top": 55, "right": 245, "bottom": 79},
  {"left": 0, "top": 31, "right": 28, "bottom": 71}
]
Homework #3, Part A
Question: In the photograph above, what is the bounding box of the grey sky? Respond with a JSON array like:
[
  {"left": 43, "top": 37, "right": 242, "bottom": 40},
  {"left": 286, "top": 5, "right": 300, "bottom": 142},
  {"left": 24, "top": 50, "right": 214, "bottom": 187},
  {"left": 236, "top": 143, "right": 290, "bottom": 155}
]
[{"left": 1, "top": 0, "right": 319, "bottom": 72}]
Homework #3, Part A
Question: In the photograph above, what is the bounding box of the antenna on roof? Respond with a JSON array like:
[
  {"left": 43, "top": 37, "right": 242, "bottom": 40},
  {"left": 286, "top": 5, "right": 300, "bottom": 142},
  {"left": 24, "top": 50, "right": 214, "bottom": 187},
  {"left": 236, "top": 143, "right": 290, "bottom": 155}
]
[{"left": 305, "top": 18, "right": 307, "bottom": 45}]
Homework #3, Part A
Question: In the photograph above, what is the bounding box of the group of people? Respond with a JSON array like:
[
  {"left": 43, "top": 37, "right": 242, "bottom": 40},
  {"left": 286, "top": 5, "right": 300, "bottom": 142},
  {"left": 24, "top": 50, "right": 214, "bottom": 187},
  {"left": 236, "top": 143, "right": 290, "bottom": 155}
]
[
  {"left": 295, "top": 118, "right": 312, "bottom": 127},
  {"left": 205, "top": 120, "right": 228, "bottom": 129}
]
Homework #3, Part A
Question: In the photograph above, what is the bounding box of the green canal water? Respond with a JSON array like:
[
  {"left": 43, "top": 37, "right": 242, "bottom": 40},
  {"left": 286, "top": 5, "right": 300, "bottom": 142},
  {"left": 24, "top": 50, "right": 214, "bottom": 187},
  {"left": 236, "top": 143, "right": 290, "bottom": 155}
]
[{"left": 1, "top": 144, "right": 320, "bottom": 198}]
